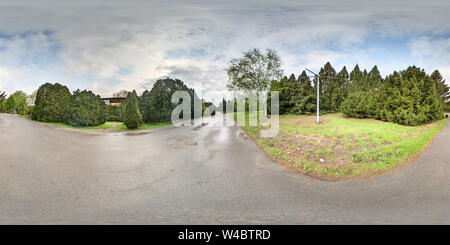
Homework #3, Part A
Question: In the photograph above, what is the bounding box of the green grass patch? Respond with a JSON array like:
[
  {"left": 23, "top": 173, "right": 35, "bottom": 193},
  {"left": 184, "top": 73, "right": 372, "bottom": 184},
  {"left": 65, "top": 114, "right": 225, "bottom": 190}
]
[
  {"left": 115, "top": 121, "right": 172, "bottom": 132},
  {"left": 35, "top": 120, "right": 120, "bottom": 131},
  {"left": 236, "top": 112, "right": 448, "bottom": 180},
  {"left": 18, "top": 114, "right": 171, "bottom": 132}
]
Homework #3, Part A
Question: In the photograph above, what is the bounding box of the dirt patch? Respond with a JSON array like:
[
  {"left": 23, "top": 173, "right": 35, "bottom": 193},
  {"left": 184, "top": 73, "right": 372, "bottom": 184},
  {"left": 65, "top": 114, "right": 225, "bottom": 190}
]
[
  {"left": 351, "top": 147, "right": 364, "bottom": 153},
  {"left": 240, "top": 113, "right": 448, "bottom": 181},
  {"left": 320, "top": 140, "right": 333, "bottom": 146},
  {"left": 301, "top": 144, "right": 315, "bottom": 151}
]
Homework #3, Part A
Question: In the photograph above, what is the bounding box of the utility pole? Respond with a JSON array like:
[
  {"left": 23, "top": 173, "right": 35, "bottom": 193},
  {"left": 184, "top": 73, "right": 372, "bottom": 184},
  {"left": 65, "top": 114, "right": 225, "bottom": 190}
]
[
  {"left": 316, "top": 75, "right": 319, "bottom": 124},
  {"left": 304, "top": 68, "right": 339, "bottom": 124},
  {"left": 306, "top": 68, "right": 320, "bottom": 124}
]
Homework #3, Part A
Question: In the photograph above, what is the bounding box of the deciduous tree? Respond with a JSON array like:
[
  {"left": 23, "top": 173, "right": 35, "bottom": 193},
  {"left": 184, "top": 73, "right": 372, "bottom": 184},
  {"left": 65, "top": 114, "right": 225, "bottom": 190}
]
[{"left": 226, "top": 48, "right": 283, "bottom": 93}]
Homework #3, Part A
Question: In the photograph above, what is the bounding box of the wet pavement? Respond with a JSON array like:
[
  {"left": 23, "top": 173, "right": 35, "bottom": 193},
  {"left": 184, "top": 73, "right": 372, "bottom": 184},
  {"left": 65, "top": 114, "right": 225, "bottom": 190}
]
[{"left": 1, "top": 113, "right": 450, "bottom": 224}]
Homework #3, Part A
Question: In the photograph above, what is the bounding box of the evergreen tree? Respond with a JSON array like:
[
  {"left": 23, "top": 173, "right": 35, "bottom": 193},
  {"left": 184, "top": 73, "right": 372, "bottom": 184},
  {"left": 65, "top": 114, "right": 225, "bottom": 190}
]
[
  {"left": 349, "top": 64, "right": 363, "bottom": 91},
  {"left": 319, "top": 62, "right": 337, "bottom": 112},
  {"left": 377, "top": 67, "right": 443, "bottom": 125},
  {"left": 286, "top": 73, "right": 301, "bottom": 113},
  {"left": 420, "top": 74, "right": 444, "bottom": 122},
  {"left": 274, "top": 74, "right": 301, "bottom": 114},
  {"left": 342, "top": 65, "right": 382, "bottom": 118},
  {"left": 333, "top": 66, "right": 350, "bottom": 110},
  {"left": 378, "top": 72, "right": 400, "bottom": 122},
  {"left": 431, "top": 70, "right": 450, "bottom": 103},
  {"left": 63, "top": 90, "right": 106, "bottom": 127},
  {"left": 291, "top": 70, "right": 316, "bottom": 115},
  {"left": 237, "top": 59, "right": 444, "bottom": 126},
  {"left": 403, "top": 66, "right": 428, "bottom": 82},
  {"left": 341, "top": 91, "right": 377, "bottom": 118},
  {"left": 362, "top": 69, "right": 369, "bottom": 89},
  {"left": 124, "top": 90, "right": 143, "bottom": 129},
  {"left": 138, "top": 78, "right": 202, "bottom": 123},
  {"left": 368, "top": 65, "right": 383, "bottom": 91}
]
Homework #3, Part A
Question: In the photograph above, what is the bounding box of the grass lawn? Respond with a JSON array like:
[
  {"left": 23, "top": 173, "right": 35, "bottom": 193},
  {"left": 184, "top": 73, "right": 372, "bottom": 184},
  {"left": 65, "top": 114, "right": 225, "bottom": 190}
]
[
  {"left": 40, "top": 121, "right": 121, "bottom": 131},
  {"left": 17, "top": 115, "right": 171, "bottom": 132},
  {"left": 236, "top": 112, "right": 448, "bottom": 180}
]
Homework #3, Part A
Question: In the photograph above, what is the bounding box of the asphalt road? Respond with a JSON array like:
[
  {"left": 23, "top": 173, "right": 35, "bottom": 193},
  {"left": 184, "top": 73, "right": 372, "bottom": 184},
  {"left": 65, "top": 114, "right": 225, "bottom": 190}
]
[{"left": 1, "top": 113, "right": 450, "bottom": 224}]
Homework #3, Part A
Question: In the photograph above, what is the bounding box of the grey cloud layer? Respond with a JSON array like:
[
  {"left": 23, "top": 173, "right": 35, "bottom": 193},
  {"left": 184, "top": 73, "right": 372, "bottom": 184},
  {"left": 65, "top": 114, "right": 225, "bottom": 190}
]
[{"left": 0, "top": 0, "right": 449, "bottom": 103}]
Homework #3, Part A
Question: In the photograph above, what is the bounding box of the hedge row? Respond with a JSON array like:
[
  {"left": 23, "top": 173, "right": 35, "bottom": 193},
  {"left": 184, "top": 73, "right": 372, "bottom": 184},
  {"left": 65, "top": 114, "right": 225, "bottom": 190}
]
[
  {"left": 32, "top": 83, "right": 106, "bottom": 127},
  {"left": 342, "top": 67, "right": 443, "bottom": 126},
  {"left": 63, "top": 90, "right": 106, "bottom": 127},
  {"left": 31, "top": 78, "right": 211, "bottom": 129}
]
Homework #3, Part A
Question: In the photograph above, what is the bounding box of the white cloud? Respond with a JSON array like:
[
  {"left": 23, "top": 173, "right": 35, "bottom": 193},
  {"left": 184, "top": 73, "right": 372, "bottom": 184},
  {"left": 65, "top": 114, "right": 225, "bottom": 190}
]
[{"left": 410, "top": 36, "right": 450, "bottom": 83}]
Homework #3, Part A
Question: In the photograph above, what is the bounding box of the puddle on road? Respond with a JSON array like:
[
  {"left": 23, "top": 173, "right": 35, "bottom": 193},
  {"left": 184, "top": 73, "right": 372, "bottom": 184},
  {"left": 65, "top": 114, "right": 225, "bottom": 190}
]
[
  {"left": 124, "top": 131, "right": 153, "bottom": 136},
  {"left": 238, "top": 131, "right": 249, "bottom": 140},
  {"left": 192, "top": 122, "right": 209, "bottom": 131}
]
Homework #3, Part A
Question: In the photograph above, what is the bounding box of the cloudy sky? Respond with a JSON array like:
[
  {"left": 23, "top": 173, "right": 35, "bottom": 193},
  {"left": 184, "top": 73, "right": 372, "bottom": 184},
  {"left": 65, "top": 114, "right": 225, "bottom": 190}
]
[{"left": 0, "top": 0, "right": 449, "bottom": 103}]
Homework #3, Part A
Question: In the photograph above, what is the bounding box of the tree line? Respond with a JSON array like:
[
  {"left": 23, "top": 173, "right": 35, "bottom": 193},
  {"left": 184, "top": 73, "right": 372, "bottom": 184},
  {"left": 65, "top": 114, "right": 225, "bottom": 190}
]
[
  {"left": 2, "top": 48, "right": 449, "bottom": 128},
  {"left": 270, "top": 63, "right": 447, "bottom": 126},
  {"left": 0, "top": 90, "right": 32, "bottom": 115},
  {"left": 1, "top": 77, "right": 213, "bottom": 129},
  {"left": 223, "top": 49, "right": 449, "bottom": 126}
]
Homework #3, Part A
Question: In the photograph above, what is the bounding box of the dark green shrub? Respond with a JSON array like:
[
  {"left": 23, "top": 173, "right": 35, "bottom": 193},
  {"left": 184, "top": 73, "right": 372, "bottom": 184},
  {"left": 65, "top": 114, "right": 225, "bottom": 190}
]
[
  {"left": 138, "top": 78, "right": 202, "bottom": 123},
  {"left": 63, "top": 90, "right": 106, "bottom": 127},
  {"left": 32, "top": 83, "right": 71, "bottom": 122},
  {"left": 27, "top": 106, "right": 34, "bottom": 116},
  {"left": 377, "top": 67, "right": 443, "bottom": 126},
  {"left": 341, "top": 91, "right": 377, "bottom": 118},
  {"left": 105, "top": 105, "right": 123, "bottom": 121},
  {"left": 292, "top": 94, "right": 316, "bottom": 115},
  {"left": 124, "top": 90, "right": 143, "bottom": 129}
]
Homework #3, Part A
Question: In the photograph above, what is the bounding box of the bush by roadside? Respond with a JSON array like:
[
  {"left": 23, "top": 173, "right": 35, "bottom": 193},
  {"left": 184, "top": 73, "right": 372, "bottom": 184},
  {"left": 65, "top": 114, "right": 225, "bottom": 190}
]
[
  {"left": 105, "top": 104, "right": 123, "bottom": 122},
  {"left": 32, "top": 83, "right": 71, "bottom": 122},
  {"left": 63, "top": 89, "right": 106, "bottom": 127},
  {"left": 123, "top": 90, "right": 143, "bottom": 129}
]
